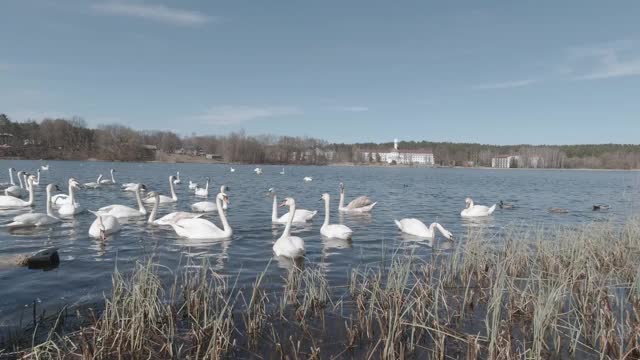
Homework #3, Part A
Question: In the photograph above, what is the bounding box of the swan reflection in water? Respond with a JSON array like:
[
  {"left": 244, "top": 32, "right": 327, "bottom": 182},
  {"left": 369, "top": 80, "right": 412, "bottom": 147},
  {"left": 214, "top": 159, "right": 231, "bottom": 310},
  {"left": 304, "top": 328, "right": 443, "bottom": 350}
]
[
  {"left": 274, "top": 254, "right": 305, "bottom": 271},
  {"left": 176, "top": 236, "right": 230, "bottom": 272}
]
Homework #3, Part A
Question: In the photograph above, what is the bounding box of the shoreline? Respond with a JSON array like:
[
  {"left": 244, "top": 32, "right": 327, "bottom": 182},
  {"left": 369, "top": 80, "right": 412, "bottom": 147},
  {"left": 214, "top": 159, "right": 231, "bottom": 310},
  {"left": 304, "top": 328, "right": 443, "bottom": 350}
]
[{"left": 2, "top": 157, "right": 639, "bottom": 171}]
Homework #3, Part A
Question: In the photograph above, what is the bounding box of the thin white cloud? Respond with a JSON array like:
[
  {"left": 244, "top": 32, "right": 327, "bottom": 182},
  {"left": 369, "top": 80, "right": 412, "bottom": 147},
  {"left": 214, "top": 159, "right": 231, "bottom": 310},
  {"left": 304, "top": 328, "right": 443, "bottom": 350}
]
[
  {"left": 196, "top": 106, "right": 301, "bottom": 125},
  {"left": 472, "top": 79, "right": 537, "bottom": 90},
  {"left": 91, "top": 2, "right": 210, "bottom": 26},
  {"left": 566, "top": 41, "right": 640, "bottom": 80},
  {"left": 338, "top": 106, "right": 369, "bottom": 112}
]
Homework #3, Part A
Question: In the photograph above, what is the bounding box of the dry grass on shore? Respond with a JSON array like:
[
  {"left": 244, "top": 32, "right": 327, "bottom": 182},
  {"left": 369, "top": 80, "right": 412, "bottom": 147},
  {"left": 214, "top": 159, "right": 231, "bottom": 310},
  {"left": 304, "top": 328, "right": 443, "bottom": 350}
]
[{"left": 4, "top": 219, "right": 640, "bottom": 359}]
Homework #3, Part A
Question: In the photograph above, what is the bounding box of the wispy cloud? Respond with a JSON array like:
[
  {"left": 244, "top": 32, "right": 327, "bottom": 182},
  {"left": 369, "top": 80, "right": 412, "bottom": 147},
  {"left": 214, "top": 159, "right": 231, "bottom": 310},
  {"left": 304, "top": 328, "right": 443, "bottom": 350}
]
[
  {"left": 196, "top": 106, "right": 301, "bottom": 125},
  {"left": 472, "top": 79, "right": 537, "bottom": 90},
  {"left": 338, "top": 105, "right": 369, "bottom": 112},
  {"left": 566, "top": 40, "right": 640, "bottom": 80},
  {"left": 91, "top": 2, "right": 211, "bottom": 26}
]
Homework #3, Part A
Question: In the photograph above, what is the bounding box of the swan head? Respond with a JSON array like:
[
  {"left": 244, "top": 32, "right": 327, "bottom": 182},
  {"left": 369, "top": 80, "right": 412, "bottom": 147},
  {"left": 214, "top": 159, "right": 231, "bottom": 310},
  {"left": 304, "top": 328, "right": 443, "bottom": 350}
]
[
  {"left": 279, "top": 197, "right": 295, "bottom": 208},
  {"left": 220, "top": 185, "right": 229, "bottom": 193},
  {"left": 69, "top": 178, "right": 82, "bottom": 189},
  {"left": 266, "top": 187, "right": 276, "bottom": 197},
  {"left": 110, "top": 168, "right": 115, "bottom": 173},
  {"left": 216, "top": 192, "right": 229, "bottom": 206},
  {"left": 464, "top": 197, "right": 473, "bottom": 208},
  {"left": 169, "top": 175, "right": 175, "bottom": 182},
  {"left": 9, "top": 167, "right": 15, "bottom": 172},
  {"left": 321, "top": 193, "right": 330, "bottom": 202}
]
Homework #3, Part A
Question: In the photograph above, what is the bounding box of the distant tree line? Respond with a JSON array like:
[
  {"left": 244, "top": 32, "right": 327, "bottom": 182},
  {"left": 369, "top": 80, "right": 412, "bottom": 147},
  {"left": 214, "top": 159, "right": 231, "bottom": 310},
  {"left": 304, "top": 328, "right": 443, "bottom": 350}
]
[{"left": 1, "top": 114, "right": 639, "bottom": 169}]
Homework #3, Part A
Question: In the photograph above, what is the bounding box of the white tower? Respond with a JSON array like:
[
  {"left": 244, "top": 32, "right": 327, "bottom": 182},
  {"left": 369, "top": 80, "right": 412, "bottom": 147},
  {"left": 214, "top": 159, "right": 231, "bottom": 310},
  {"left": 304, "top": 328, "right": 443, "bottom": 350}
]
[{"left": 394, "top": 138, "right": 398, "bottom": 150}]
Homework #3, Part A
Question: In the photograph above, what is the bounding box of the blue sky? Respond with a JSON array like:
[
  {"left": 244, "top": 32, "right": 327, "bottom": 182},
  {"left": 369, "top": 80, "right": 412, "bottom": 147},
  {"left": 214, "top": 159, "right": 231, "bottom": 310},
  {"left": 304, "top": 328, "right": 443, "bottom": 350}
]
[{"left": 1, "top": 1, "right": 639, "bottom": 145}]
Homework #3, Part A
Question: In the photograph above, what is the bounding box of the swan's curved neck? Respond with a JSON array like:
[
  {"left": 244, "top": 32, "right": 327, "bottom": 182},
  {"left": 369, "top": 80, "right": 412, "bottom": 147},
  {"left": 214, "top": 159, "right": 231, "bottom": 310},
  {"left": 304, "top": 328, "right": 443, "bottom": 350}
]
[
  {"left": 36, "top": 171, "right": 40, "bottom": 183},
  {"left": 26, "top": 179, "right": 35, "bottom": 206},
  {"left": 323, "top": 197, "right": 330, "bottom": 227},
  {"left": 283, "top": 202, "right": 296, "bottom": 237},
  {"left": 68, "top": 182, "right": 76, "bottom": 205},
  {"left": 110, "top": 170, "right": 116, "bottom": 183},
  {"left": 468, "top": 199, "right": 474, "bottom": 208},
  {"left": 216, "top": 196, "right": 231, "bottom": 235},
  {"left": 45, "top": 186, "right": 53, "bottom": 216},
  {"left": 429, "top": 222, "right": 437, "bottom": 236},
  {"left": 339, "top": 189, "right": 345, "bottom": 209},
  {"left": 169, "top": 177, "right": 177, "bottom": 201},
  {"left": 135, "top": 187, "right": 146, "bottom": 213},
  {"left": 8, "top": 169, "right": 14, "bottom": 185},
  {"left": 148, "top": 195, "right": 158, "bottom": 223},
  {"left": 205, "top": 179, "right": 209, "bottom": 191},
  {"left": 17, "top": 174, "right": 24, "bottom": 189},
  {"left": 271, "top": 194, "right": 278, "bottom": 221},
  {"left": 176, "top": 172, "right": 180, "bottom": 180}
]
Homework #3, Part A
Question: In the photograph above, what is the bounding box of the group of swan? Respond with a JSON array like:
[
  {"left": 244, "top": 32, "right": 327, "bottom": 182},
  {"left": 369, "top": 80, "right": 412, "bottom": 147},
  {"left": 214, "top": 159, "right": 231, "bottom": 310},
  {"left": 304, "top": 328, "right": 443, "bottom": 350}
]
[
  {"left": 0, "top": 165, "right": 501, "bottom": 262},
  {"left": 3, "top": 168, "right": 41, "bottom": 198}
]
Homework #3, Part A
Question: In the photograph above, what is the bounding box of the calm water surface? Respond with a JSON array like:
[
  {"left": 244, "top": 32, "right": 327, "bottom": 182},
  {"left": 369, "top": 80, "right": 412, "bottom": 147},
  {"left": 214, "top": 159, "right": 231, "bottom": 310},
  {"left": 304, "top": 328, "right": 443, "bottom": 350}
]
[{"left": 0, "top": 160, "right": 639, "bottom": 326}]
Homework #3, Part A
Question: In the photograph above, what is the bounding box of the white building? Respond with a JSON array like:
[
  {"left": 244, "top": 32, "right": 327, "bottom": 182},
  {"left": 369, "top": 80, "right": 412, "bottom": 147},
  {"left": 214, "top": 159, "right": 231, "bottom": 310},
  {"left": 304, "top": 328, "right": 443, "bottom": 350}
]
[
  {"left": 491, "top": 155, "right": 520, "bottom": 168},
  {"left": 362, "top": 139, "right": 434, "bottom": 166}
]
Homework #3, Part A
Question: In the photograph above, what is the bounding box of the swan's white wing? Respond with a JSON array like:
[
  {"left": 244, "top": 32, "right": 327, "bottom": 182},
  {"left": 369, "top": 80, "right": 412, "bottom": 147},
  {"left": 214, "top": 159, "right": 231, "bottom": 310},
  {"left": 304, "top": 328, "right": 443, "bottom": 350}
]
[
  {"left": 156, "top": 212, "right": 203, "bottom": 225},
  {"left": 294, "top": 209, "right": 317, "bottom": 221},
  {"left": 396, "top": 218, "right": 430, "bottom": 236},
  {"left": 347, "top": 196, "right": 373, "bottom": 209}
]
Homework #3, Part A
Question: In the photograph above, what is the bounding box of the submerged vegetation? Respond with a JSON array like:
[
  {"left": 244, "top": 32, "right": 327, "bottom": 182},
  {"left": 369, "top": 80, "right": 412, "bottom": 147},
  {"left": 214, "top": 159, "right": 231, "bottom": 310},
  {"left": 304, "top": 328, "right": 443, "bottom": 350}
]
[{"left": 3, "top": 219, "right": 640, "bottom": 358}]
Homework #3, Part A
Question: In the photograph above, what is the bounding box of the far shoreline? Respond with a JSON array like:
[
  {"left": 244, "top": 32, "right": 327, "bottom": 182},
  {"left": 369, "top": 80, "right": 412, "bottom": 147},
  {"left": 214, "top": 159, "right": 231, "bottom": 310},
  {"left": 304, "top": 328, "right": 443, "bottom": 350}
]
[{"left": 2, "top": 156, "right": 640, "bottom": 171}]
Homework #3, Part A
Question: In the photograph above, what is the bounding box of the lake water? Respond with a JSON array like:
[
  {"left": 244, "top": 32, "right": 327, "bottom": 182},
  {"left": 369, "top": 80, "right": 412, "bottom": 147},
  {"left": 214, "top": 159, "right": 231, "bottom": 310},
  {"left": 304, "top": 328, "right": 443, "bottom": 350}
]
[{"left": 0, "top": 160, "right": 639, "bottom": 327}]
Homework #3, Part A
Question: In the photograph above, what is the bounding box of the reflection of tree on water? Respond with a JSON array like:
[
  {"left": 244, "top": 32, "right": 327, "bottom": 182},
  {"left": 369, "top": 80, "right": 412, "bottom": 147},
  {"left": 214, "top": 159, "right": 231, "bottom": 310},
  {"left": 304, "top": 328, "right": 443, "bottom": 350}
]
[{"left": 178, "top": 237, "right": 230, "bottom": 272}]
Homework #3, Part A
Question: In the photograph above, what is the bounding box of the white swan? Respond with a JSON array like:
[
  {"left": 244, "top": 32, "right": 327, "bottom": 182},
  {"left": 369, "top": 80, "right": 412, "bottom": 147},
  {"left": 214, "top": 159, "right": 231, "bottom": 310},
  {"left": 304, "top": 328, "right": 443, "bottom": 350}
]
[
  {"left": 188, "top": 180, "right": 198, "bottom": 190},
  {"left": 84, "top": 175, "right": 103, "bottom": 189},
  {"left": 99, "top": 169, "right": 117, "bottom": 185},
  {"left": 320, "top": 193, "right": 353, "bottom": 240},
  {"left": 0, "top": 175, "right": 35, "bottom": 208},
  {"left": 121, "top": 182, "right": 145, "bottom": 192},
  {"left": 269, "top": 188, "right": 317, "bottom": 223},
  {"left": 254, "top": 167, "right": 262, "bottom": 175},
  {"left": 0, "top": 168, "right": 16, "bottom": 188},
  {"left": 143, "top": 176, "right": 177, "bottom": 204},
  {"left": 303, "top": 176, "right": 313, "bottom": 182},
  {"left": 280, "top": 168, "right": 285, "bottom": 175},
  {"left": 96, "top": 184, "right": 147, "bottom": 219},
  {"left": 173, "top": 171, "right": 182, "bottom": 184},
  {"left": 4, "top": 184, "right": 60, "bottom": 228},
  {"left": 51, "top": 176, "right": 82, "bottom": 207},
  {"left": 32, "top": 169, "right": 41, "bottom": 186},
  {"left": 461, "top": 197, "right": 496, "bottom": 218},
  {"left": 170, "top": 192, "right": 232, "bottom": 239},
  {"left": 88, "top": 210, "right": 121, "bottom": 239},
  {"left": 41, "top": 164, "right": 49, "bottom": 171},
  {"left": 192, "top": 185, "right": 228, "bottom": 212},
  {"left": 230, "top": 167, "right": 235, "bottom": 173},
  {"left": 194, "top": 177, "right": 209, "bottom": 197},
  {"left": 147, "top": 191, "right": 203, "bottom": 226},
  {"left": 394, "top": 219, "right": 454, "bottom": 239},
  {"left": 273, "top": 197, "right": 305, "bottom": 259},
  {"left": 4, "top": 171, "right": 28, "bottom": 198},
  {"left": 58, "top": 178, "right": 83, "bottom": 216},
  {"left": 338, "top": 182, "right": 376, "bottom": 213}
]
